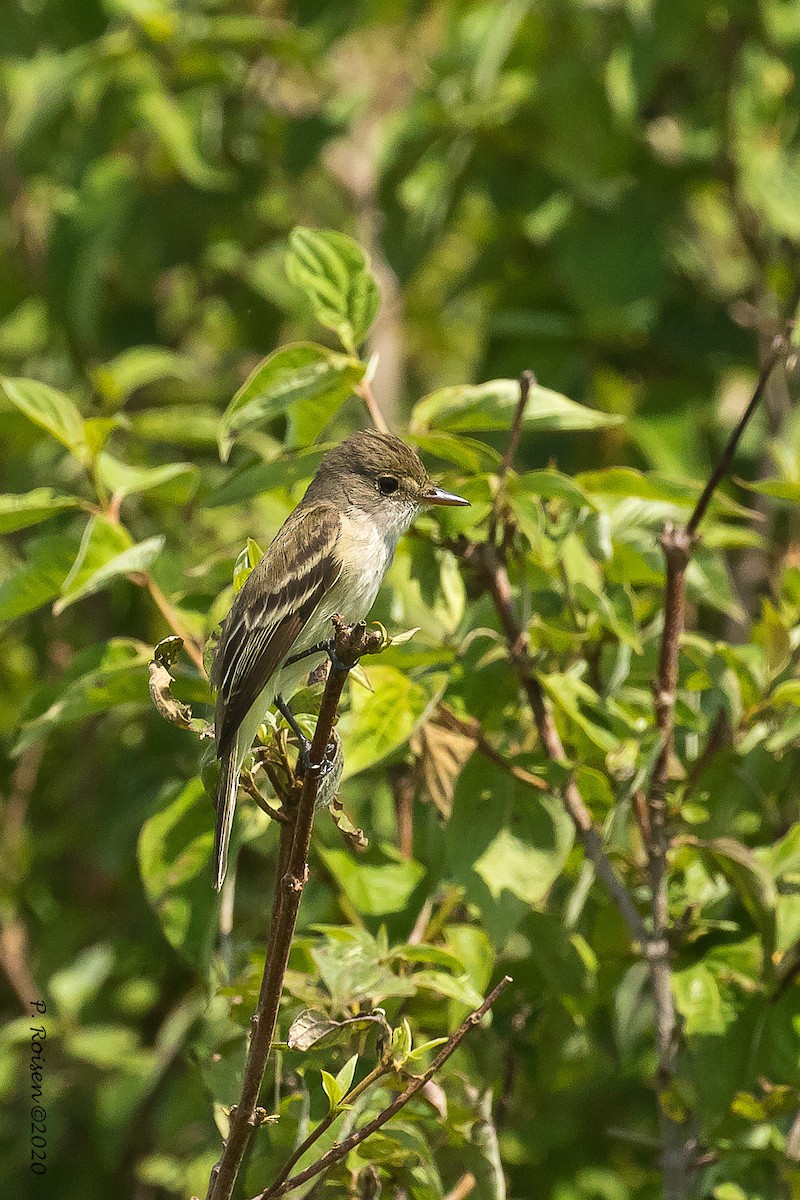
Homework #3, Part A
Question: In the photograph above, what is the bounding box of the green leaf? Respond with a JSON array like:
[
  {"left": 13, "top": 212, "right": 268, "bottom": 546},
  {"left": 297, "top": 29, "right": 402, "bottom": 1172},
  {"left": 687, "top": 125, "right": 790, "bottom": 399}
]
[
  {"left": 410, "top": 431, "right": 502, "bottom": 473},
  {"left": 138, "top": 88, "right": 230, "bottom": 191},
  {"left": 410, "top": 378, "right": 621, "bottom": 435},
  {"left": 539, "top": 672, "right": 620, "bottom": 752},
  {"left": 391, "top": 1018, "right": 413, "bottom": 1065},
  {"left": 407, "top": 1036, "right": 448, "bottom": 1062},
  {"left": 2, "top": 376, "right": 89, "bottom": 462},
  {"left": 760, "top": 823, "right": 800, "bottom": 880},
  {"left": 0, "top": 488, "right": 81, "bottom": 533},
  {"left": 473, "top": 796, "right": 574, "bottom": 907},
  {"left": 578, "top": 467, "right": 753, "bottom": 519},
  {"left": 0, "top": 533, "right": 78, "bottom": 621},
  {"left": 690, "top": 837, "right": 777, "bottom": 964},
  {"left": 208, "top": 445, "right": 329, "bottom": 508},
  {"left": 337, "top": 664, "right": 439, "bottom": 779},
  {"left": 411, "top": 970, "right": 483, "bottom": 1007},
  {"left": 286, "top": 227, "right": 380, "bottom": 354},
  {"left": 446, "top": 757, "right": 574, "bottom": 944},
  {"left": 742, "top": 478, "right": 800, "bottom": 504},
  {"left": 389, "top": 943, "right": 467, "bottom": 972},
  {"left": 232, "top": 538, "right": 264, "bottom": 593},
  {"left": 286, "top": 1010, "right": 386, "bottom": 1053},
  {"left": 320, "top": 1069, "right": 342, "bottom": 1113},
  {"left": 137, "top": 778, "right": 217, "bottom": 972},
  {"left": 91, "top": 346, "right": 195, "bottom": 405},
  {"left": 509, "top": 469, "right": 595, "bottom": 510},
  {"left": 96, "top": 454, "right": 197, "bottom": 503},
  {"left": 218, "top": 343, "right": 365, "bottom": 460},
  {"left": 54, "top": 517, "right": 164, "bottom": 614},
  {"left": 335, "top": 1053, "right": 358, "bottom": 1099},
  {"left": 672, "top": 963, "right": 730, "bottom": 1036},
  {"left": 318, "top": 845, "right": 426, "bottom": 918},
  {"left": 15, "top": 638, "right": 151, "bottom": 753}
]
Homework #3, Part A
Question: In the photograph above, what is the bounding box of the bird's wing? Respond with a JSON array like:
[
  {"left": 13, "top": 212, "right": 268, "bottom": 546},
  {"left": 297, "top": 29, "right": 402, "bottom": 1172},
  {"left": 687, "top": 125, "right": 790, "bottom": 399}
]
[{"left": 211, "top": 502, "right": 342, "bottom": 757}]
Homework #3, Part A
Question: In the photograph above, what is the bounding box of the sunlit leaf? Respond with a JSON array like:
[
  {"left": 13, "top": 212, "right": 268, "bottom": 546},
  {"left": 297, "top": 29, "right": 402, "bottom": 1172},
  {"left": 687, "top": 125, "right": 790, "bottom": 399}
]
[
  {"left": 218, "top": 343, "right": 364, "bottom": 460},
  {"left": 54, "top": 517, "right": 164, "bottom": 613},
  {"left": 337, "top": 664, "right": 440, "bottom": 778},
  {"left": 286, "top": 227, "right": 380, "bottom": 354},
  {"left": 2, "top": 376, "right": 89, "bottom": 462},
  {"left": 138, "top": 778, "right": 217, "bottom": 972},
  {"left": 96, "top": 454, "right": 197, "bottom": 503},
  {"left": 318, "top": 845, "right": 426, "bottom": 917},
  {"left": 411, "top": 378, "right": 621, "bottom": 435},
  {"left": 0, "top": 488, "right": 81, "bottom": 533}
]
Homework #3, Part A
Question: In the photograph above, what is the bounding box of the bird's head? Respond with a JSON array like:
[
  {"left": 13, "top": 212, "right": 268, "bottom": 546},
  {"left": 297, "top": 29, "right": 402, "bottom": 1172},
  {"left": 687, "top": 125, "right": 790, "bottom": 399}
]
[{"left": 306, "top": 430, "right": 469, "bottom": 535}]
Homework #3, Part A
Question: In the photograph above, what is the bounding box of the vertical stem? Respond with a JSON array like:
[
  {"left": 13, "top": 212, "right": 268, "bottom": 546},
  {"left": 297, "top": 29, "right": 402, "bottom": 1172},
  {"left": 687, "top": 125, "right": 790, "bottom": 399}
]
[
  {"left": 390, "top": 764, "right": 415, "bottom": 857},
  {"left": 206, "top": 622, "right": 383, "bottom": 1200},
  {"left": 645, "top": 525, "right": 693, "bottom": 1200}
]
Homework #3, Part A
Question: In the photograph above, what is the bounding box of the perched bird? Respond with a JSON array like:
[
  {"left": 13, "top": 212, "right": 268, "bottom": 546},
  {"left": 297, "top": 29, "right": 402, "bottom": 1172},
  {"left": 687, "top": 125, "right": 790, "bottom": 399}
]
[{"left": 210, "top": 430, "right": 469, "bottom": 890}]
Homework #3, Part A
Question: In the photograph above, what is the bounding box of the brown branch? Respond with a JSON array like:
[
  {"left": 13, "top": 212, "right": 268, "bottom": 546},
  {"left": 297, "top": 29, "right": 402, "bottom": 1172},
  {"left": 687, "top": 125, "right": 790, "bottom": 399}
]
[
  {"left": 355, "top": 377, "right": 390, "bottom": 434},
  {"left": 250, "top": 976, "right": 512, "bottom": 1200},
  {"left": 261, "top": 1058, "right": 392, "bottom": 1198},
  {"left": 461, "top": 539, "right": 651, "bottom": 948},
  {"left": 499, "top": 369, "right": 534, "bottom": 482},
  {"left": 206, "top": 618, "right": 385, "bottom": 1200},
  {"left": 456, "top": 371, "right": 687, "bottom": 1193},
  {"left": 488, "top": 369, "right": 534, "bottom": 544},
  {"left": 436, "top": 704, "right": 548, "bottom": 793},
  {"left": 390, "top": 764, "right": 415, "bottom": 857},
  {"left": 686, "top": 330, "right": 790, "bottom": 537},
  {"left": 0, "top": 745, "right": 44, "bottom": 1009},
  {"left": 646, "top": 527, "right": 692, "bottom": 1200},
  {"left": 642, "top": 326, "right": 792, "bottom": 1199},
  {"left": 445, "top": 1174, "right": 476, "bottom": 1200}
]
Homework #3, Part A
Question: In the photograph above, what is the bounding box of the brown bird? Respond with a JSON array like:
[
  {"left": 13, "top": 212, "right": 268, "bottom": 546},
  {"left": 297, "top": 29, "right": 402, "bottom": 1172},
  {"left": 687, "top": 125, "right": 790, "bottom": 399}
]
[{"left": 210, "top": 431, "right": 469, "bottom": 890}]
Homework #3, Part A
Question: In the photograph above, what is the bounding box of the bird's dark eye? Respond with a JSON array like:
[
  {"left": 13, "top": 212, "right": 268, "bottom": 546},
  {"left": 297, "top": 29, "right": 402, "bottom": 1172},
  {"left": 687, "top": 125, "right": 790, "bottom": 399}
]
[{"left": 377, "top": 474, "right": 399, "bottom": 496}]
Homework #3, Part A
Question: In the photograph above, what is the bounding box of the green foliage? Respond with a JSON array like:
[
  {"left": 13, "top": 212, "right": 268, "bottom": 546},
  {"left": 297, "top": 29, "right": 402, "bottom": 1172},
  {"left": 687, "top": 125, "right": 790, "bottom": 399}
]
[{"left": 2, "top": 4, "right": 800, "bottom": 1200}]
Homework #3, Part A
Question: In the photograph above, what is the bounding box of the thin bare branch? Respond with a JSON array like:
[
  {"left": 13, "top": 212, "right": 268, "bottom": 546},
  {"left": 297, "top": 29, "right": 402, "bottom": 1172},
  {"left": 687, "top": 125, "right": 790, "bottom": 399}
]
[
  {"left": 500, "top": 369, "right": 534, "bottom": 480},
  {"left": 488, "top": 369, "right": 535, "bottom": 543},
  {"left": 461, "top": 539, "right": 651, "bottom": 949},
  {"left": 445, "top": 1174, "right": 477, "bottom": 1200},
  {"left": 686, "top": 329, "right": 791, "bottom": 537},
  {"left": 140, "top": 573, "right": 207, "bottom": 675},
  {"left": 641, "top": 325, "right": 793, "bottom": 1199},
  {"left": 355, "top": 377, "right": 390, "bottom": 434},
  {"left": 435, "top": 704, "right": 548, "bottom": 792},
  {"left": 250, "top": 976, "right": 512, "bottom": 1200}
]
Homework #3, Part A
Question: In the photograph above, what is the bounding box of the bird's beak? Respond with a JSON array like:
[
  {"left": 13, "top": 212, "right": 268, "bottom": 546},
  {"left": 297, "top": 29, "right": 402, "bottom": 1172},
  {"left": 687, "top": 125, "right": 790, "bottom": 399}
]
[{"left": 422, "top": 485, "right": 470, "bottom": 507}]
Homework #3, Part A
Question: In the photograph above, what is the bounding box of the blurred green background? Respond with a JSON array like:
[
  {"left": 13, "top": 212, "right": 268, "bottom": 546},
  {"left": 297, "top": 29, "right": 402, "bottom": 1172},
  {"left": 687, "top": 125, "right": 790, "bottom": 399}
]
[{"left": 2, "top": 2, "right": 800, "bottom": 1199}]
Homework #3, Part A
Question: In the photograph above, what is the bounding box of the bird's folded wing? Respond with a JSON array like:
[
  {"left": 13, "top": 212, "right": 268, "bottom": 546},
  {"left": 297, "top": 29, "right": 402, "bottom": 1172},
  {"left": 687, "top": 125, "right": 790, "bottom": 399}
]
[{"left": 212, "top": 502, "right": 342, "bottom": 756}]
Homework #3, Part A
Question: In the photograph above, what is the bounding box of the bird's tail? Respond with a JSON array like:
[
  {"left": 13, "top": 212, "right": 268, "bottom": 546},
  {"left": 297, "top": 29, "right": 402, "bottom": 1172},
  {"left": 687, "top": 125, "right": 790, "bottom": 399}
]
[{"left": 213, "top": 744, "right": 239, "bottom": 892}]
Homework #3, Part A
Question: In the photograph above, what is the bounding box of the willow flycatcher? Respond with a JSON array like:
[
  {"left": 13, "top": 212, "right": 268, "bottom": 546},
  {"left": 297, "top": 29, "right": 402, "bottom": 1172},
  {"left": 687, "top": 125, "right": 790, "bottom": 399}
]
[{"left": 210, "top": 430, "right": 469, "bottom": 890}]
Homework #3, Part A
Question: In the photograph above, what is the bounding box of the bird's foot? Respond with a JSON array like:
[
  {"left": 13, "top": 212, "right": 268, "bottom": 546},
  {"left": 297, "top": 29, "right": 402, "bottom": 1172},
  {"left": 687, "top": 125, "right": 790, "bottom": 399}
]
[
  {"left": 285, "top": 637, "right": 351, "bottom": 673},
  {"left": 299, "top": 737, "right": 338, "bottom": 778},
  {"left": 322, "top": 637, "right": 350, "bottom": 672}
]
